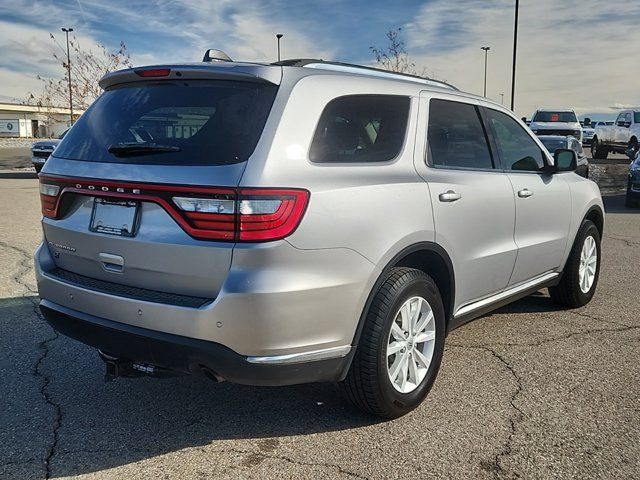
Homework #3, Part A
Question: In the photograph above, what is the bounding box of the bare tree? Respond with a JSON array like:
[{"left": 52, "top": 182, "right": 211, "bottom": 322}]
[
  {"left": 370, "top": 28, "right": 426, "bottom": 76},
  {"left": 24, "top": 33, "right": 132, "bottom": 119}
]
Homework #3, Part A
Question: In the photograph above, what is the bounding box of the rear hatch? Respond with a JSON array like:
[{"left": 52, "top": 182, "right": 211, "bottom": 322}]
[{"left": 39, "top": 65, "right": 280, "bottom": 301}]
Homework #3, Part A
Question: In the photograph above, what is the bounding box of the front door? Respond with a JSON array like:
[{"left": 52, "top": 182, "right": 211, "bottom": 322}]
[{"left": 483, "top": 107, "right": 571, "bottom": 285}]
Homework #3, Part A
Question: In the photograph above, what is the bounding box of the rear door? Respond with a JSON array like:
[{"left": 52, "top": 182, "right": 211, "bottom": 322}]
[
  {"left": 39, "top": 76, "right": 279, "bottom": 299},
  {"left": 418, "top": 95, "right": 518, "bottom": 309},
  {"left": 483, "top": 107, "right": 571, "bottom": 286}
]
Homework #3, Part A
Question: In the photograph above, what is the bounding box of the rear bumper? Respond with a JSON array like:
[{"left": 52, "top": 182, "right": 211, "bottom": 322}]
[
  {"left": 40, "top": 300, "right": 352, "bottom": 386},
  {"left": 35, "top": 239, "right": 376, "bottom": 376}
]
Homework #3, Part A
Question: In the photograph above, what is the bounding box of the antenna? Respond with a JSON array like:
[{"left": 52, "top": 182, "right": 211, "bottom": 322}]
[{"left": 203, "top": 49, "right": 233, "bottom": 62}]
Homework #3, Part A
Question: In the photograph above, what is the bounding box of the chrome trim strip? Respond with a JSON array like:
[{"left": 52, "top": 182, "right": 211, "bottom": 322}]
[
  {"left": 454, "top": 272, "right": 559, "bottom": 318},
  {"left": 246, "top": 345, "right": 352, "bottom": 365}
]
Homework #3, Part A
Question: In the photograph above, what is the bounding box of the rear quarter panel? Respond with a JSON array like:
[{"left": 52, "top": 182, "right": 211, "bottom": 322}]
[{"left": 239, "top": 74, "right": 436, "bottom": 326}]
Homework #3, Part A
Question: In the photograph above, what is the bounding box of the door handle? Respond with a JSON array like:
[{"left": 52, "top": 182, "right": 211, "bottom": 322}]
[
  {"left": 99, "top": 253, "right": 124, "bottom": 273},
  {"left": 439, "top": 190, "right": 462, "bottom": 202},
  {"left": 518, "top": 188, "right": 534, "bottom": 198}
]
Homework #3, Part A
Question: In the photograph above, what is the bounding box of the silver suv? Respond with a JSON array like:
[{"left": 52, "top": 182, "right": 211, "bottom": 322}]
[{"left": 36, "top": 57, "right": 604, "bottom": 418}]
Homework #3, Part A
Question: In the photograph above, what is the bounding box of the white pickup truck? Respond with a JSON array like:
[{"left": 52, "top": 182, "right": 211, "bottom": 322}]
[{"left": 591, "top": 110, "right": 640, "bottom": 159}]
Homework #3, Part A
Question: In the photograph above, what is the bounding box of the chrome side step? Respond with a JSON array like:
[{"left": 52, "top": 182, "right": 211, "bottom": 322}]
[{"left": 454, "top": 272, "right": 559, "bottom": 319}]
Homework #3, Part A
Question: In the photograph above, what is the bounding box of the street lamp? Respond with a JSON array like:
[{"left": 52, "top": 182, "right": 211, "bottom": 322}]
[
  {"left": 481, "top": 46, "right": 490, "bottom": 97},
  {"left": 61, "top": 27, "right": 74, "bottom": 124},
  {"left": 510, "top": 0, "right": 519, "bottom": 110},
  {"left": 276, "top": 33, "right": 283, "bottom": 62}
]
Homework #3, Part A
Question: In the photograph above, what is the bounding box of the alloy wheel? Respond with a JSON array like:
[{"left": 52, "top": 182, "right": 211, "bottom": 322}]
[{"left": 386, "top": 296, "right": 436, "bottom": 393}]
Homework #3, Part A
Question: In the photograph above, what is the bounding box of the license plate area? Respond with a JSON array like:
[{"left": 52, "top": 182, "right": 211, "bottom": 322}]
[{"left": 90, "top": 198, "right": 140, "bottom": 237}]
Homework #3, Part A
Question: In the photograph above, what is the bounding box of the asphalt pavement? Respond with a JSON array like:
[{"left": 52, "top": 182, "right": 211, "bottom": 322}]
[{"left": 0, "top": 171, "right": 638, "bottom": 479}]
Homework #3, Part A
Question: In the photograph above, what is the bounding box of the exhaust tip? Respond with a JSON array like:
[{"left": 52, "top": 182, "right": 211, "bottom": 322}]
[{"left": 200, "top": 365, "right": 225, "bottom": 383}]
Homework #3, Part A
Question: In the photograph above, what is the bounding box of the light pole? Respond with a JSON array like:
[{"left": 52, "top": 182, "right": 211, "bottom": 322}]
[
  {"left": 481, "top": 46, "right": 490, "bottom": 97},
  {"left": 61, "top": 27, "right": 74, "bottom": 124},
  {"left": 276, "top": 33, "right": 283, "bottom": 62},
  {"left": 510, "top": 0, "right": 519, "bottom": 110}
]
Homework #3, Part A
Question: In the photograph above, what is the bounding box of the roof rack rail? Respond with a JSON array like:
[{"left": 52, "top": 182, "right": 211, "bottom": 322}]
[{"left": 271, "top": 59, "right": 458, "bottom": 90}]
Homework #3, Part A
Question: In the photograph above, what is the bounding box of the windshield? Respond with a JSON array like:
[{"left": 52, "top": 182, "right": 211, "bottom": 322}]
[
  {"left": 539, "top": 138, "right": 567, "bottom": 152},
  {"left": 532, "top": 111, "right": 577, "bottom": 123},
  {"left": 53, "top": 80, "right": 278, "bottom": 165}
]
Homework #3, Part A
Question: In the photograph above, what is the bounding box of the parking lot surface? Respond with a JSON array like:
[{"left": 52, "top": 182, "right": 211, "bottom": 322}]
[{"left": 1, "top": 172, "right": 638, "bottom": 479}]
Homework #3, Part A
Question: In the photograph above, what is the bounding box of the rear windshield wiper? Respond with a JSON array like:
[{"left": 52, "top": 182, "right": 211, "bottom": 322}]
[{"left": 107, "top": 143, "right": 181, "bottom": 157}]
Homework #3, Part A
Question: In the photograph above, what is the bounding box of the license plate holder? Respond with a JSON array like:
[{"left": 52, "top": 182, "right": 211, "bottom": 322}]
[{"left": 90, "top": 198, "right": 140, "bottom": 237}]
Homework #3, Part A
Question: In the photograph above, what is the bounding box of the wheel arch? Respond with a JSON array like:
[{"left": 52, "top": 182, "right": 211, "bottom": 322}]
[
  {"left": 347, "top": 242, "right": 455, "bottom": 353},
  {"left": 585, "top": 204, "right": 604, "bottom": 238}
]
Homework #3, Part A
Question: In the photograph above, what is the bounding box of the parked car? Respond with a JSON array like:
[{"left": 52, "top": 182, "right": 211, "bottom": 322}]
[
  {"left": 581, "top": 123, "right": 595, "bottom": 146},
  {"left": 529, "top": 108, "right": 582, "bottom": 141},
  {"left": 35, "top": 55, "right": 604, "bottom": 418},
  {"left": 626, "top": 147, "right": 640, "bottom": 208},
  {"left": 538, "top": 135, "right": 589, "bottom": 177},
  {"left": 31, "top": 130, "right": 68, "bottom": 173},
  {"left": 591, "top": 110, "right": 640, "bottom": 159}
]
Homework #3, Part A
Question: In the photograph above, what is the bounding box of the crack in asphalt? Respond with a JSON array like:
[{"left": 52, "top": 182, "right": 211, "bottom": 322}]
[
  {"left": 457, "top": 321, "right": 640, "bottom": 349},
  {"left": 604, "top": 234, "right": 640, "bottom": 247},
  {"left": 221, "top": 447, "right": 370, "bottom": 479},
  {"left": 1, "top": 240, "right": 62, "bottom": 479},
  {"left": 447, "top": 344, "right": 524, "bottom": 479},
  {"left": 448, "top": 309, "right": 640, "bottom": 478}
]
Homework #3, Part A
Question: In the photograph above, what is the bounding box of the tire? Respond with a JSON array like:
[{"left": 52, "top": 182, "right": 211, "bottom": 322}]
[
  {"left": 549, "top": 220, "right": 601, "bottom": 308},
  {"left": 591, "top": 138, "right": 608, "bottom": 160},
  {"left": 340, "top": 267, "right": 446, "bottom": 418}
]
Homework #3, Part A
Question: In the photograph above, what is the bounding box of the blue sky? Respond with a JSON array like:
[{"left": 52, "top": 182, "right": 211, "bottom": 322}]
[{"left": 1, "top": 0, "right": 639, "bottom": 118}]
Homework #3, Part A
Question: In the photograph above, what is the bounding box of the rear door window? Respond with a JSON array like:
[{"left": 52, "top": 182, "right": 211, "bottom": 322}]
[
  {"left": 427, "top": 98, "right": 494, "bottom": 170},
  {"left": 52, "top": 80, "right": 278, "bottom": 165},
  {"left": 309, "top": 95, "right": 410, "bottom": 163}
]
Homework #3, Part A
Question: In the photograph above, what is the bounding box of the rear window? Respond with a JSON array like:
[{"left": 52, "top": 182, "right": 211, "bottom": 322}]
[
  {"left": 52, "top": 80, "right": 278, "bottom": 165},
  {"left": 309, "top": 95, "right": 410, "bottom": 163},
  {"left": 532, "top": 111, "right": 577, "bottom": 123}
]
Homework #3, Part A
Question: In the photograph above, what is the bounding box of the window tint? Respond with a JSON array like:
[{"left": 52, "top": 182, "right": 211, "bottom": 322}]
[
  {"left": 427, "top": 99, "right": 493, "bottom": 169},
  {"left": 634, "top": 112, "right": 640, "bottom": 124},
  {"left": 532, "top": 111, "right": 577, "bottom": 123},
  {"left": 309, "top": 95, "right": 410, "bottom": 163},
  {"left": 486, "top": 109, "right": 546, "bottom": 172},
  {"left": 53, "top": 80, "right": 278, "bottom": 165}
]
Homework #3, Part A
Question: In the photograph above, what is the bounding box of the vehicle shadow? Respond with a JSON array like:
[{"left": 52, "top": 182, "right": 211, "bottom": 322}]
[
  {"left": 603, "top": 194, "right": 639, "bottom": 214},
  {"left": 0, "top": 296, "right": 379, "bottom": 479}
]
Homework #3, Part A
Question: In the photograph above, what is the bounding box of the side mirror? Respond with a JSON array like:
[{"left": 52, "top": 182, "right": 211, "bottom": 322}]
[
  {"left": 624, "top": 122, "right": 632, "bottom": 128},
  {"left": 553, "top": 149, "right": 577, "bottom": 172},
  {"left": 617, "top": 120, "right": 627, "bottom": 127}
]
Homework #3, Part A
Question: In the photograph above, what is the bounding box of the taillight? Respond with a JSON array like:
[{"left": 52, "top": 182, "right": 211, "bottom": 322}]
[
  {"left": 38, "top": 177, "right": 309, "bottom": 242},
  {"left": 39, "top": 181, "right": 61, "bottom": 218},
  {"left": 238, "top": 189, "right": 309, "bottom": 241},
  {"left": 171, "top": 188, "right": 309, "bottom": 242}
]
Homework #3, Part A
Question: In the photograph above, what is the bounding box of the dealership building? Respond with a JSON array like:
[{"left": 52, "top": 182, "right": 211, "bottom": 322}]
[{"left": 0, "top": 102, "right": 80, "bottom": 138}]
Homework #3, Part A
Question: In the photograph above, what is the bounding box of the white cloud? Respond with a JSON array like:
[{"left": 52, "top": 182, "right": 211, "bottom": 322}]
[{"left": 404, "top": 0, "right": 640, "bottom": 117}]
